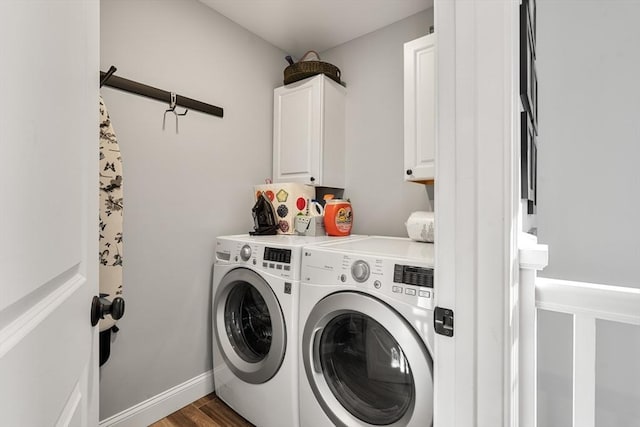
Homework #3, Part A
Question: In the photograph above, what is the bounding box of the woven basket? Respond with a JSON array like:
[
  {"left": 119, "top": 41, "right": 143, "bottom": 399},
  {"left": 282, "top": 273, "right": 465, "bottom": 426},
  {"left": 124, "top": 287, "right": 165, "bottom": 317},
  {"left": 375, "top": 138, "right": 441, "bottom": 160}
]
[{"left": 283, "top": 50, "right": 341, "bottom": 85}]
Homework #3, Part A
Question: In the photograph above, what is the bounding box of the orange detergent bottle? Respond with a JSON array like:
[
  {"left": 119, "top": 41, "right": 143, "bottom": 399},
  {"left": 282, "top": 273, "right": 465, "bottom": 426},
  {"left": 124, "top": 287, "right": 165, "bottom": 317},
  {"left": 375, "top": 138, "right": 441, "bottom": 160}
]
[{"left": 323, "top": 199, "right": 353, "bottom": 236}]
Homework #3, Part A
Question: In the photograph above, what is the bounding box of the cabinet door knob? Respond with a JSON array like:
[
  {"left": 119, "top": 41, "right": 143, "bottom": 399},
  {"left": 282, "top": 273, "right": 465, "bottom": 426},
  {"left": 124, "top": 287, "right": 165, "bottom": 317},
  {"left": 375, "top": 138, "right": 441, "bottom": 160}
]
[
  {"left": 310, "top": 176, "right": 315, "bottom": 182},
  {"left": 406, "top": 169, "right": 413, "bottom": 176}
]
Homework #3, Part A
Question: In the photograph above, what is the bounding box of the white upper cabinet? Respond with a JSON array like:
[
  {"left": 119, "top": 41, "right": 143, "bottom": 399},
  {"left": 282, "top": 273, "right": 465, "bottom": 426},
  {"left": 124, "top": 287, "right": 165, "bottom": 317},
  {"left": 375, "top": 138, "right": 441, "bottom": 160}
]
[
  {"left": 404, "top": 33, "right": 436, "bottom": 183},
  {"left": 273, "top": 74, "right": 346, "bottom": 187}
]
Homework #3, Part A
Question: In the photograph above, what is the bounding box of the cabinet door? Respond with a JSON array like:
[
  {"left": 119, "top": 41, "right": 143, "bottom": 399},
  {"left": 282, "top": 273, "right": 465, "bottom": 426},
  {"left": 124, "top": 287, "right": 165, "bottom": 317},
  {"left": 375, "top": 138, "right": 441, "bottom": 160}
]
[
  {"left": 273, "top": 79, "right": 321, "bottom": 184},
  {"left": 404, "top": 34, "right": 436, "bottom": 183}
]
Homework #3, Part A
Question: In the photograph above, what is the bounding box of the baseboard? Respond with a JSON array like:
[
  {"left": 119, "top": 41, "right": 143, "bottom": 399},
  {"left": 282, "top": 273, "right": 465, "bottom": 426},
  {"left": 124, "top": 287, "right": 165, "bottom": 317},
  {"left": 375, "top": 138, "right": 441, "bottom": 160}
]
[{"left": 99, "top": 370, "right": 214, "bottom": 427}]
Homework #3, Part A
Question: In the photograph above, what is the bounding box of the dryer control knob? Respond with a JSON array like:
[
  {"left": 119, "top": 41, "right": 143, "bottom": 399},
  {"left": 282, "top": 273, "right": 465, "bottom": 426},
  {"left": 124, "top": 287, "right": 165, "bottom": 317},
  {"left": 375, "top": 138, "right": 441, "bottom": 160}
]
[
  {"left": 351, "top": 260, "right": 370, "bottom": 283},
  {"left": 240, "top": 245, "right": 252, "bottom": 261}
]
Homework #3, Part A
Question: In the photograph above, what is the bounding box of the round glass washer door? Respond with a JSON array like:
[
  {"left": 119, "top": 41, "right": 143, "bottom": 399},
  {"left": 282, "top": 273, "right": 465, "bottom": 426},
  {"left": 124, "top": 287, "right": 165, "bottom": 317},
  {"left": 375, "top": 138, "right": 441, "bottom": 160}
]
[
  {"left": 214, "top": 268, "right": 286, "bottom": 384},
  {"left": 302, "top": 292, "right": 433, "bottom": 427}
]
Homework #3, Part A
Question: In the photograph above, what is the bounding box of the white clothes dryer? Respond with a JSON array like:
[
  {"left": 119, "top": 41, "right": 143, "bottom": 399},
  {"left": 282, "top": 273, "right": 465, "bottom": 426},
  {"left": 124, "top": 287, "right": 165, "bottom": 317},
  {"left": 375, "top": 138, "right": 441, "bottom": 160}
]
[
  {"left": 212, "top": 234, "right": 364, "bottom": 427},
  {"left": 298, "top": 236, "right": 435, "bottom": 427}
]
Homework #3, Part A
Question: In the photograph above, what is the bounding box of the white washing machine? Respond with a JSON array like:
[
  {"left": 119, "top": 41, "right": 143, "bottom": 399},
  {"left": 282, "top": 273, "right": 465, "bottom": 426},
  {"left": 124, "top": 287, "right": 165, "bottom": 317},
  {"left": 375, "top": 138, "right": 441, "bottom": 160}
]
[
  {"left": 298, "top": 236, "right": 435, "bottom": 427},
  {"left": 212, "top": 234, "right": 364, "bottom": 427}
]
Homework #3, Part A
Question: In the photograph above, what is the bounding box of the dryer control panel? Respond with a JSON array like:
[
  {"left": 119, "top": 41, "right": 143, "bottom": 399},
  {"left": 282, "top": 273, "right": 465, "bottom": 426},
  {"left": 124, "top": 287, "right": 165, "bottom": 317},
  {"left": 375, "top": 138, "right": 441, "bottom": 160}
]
[
  {"left": 302, "top": 249, "right": 434, "bottom": 310},
  {"left": 393, "top": 264, "right": 433, "bottom": 288}
]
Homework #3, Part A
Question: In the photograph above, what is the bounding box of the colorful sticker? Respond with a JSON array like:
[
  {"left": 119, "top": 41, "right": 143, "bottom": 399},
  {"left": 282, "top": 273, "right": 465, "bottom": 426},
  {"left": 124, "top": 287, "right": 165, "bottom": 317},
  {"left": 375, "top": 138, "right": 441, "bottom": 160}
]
[
  {"left": 277, "top": 204, "right": 289, "bottom": 218},
  {"left": 296, "top": 197, "right": 306, "bottom": 211},
  {"left": 278, "top": 220, "right": 289, "bottom": 233},
  {"left": 276, "top": 189, "right": 288, "bottom": 203},
  {"left": 265, "top": 190, "right": 275, "bottom": 202}
]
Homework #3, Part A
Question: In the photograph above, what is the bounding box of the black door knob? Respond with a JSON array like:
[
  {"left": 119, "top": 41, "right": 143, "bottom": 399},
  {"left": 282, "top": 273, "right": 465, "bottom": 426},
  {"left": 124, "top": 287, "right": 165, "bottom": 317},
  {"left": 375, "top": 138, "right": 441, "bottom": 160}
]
[
  {"left": 310, "top": 176, "right": 315, "bottom": 182},
  {"left": 91, "top": 295, "right": 125, "bottom": 326},
  {"left": 406, "top": 169, "right": 413, "bottom": 175}
]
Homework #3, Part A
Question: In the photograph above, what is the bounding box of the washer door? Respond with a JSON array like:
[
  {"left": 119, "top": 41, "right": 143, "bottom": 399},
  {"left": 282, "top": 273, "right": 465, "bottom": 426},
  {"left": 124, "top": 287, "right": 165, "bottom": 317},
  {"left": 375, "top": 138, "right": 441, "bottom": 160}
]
[
  {"left": 215, "top": 268, "right": 286, "bottom": 384},
  {"left": 302, "top": 292, "right": 433, "bottom": 427}
]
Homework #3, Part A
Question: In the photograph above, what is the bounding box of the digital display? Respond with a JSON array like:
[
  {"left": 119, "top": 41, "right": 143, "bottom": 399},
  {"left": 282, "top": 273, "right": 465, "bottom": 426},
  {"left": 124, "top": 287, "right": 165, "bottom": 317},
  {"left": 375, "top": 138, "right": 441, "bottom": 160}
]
[
  {"left": 393, "top": 265, "right": 434, "bottom": 288},
  {"left": 264, "top": 247, "right": 292, "bottom": 264}
]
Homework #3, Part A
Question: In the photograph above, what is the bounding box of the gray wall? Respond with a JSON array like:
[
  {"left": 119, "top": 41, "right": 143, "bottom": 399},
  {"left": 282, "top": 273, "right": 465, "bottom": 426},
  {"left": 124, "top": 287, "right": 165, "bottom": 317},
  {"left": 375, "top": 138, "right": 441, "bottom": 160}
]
[
  {"left": 99, "top": 1, "right": 433, "bottom": 420},
  {"left": 537, "top": 2, "right": 640, "bottom": 426},
  {"left": 99, "top": 0, "right": 284, "bottom": 419},
  {"left": 321, "top": 10, "right": 434, "bottom": 237}
]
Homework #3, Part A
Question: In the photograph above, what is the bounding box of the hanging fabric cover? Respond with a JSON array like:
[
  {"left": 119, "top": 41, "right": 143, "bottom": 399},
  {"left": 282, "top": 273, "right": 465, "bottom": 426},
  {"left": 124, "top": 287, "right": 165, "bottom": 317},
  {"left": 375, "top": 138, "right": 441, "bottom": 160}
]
[{"left": 99, "top": 96, "right": 124, "bottom": 365}]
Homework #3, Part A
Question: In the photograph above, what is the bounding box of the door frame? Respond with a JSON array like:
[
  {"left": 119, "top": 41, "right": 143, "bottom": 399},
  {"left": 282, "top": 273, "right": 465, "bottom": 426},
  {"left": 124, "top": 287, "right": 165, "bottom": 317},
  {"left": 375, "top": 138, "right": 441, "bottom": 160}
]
[{"left": 433, "top": 1, "right": 521, "bottom": 426}]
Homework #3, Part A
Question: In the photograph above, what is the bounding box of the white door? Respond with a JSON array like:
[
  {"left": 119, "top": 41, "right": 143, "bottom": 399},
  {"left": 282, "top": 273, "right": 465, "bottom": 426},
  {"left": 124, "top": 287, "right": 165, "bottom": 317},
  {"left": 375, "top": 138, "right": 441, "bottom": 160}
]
[{"left": 0, "top": 1, "right": 99, "bottom": 426}]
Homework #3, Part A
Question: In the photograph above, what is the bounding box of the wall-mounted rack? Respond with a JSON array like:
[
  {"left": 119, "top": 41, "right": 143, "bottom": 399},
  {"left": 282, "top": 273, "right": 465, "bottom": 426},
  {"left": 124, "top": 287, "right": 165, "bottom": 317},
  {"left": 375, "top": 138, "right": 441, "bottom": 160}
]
[{"left": 99, "top": 66, "right": 224, "bottom": 118}]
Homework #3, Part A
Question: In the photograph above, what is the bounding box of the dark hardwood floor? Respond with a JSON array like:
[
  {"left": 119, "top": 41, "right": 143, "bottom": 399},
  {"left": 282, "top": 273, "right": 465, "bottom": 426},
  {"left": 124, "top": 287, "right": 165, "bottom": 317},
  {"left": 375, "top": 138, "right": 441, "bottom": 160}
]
[{"left": 149, "top": 393, "right": 254, "bottom": 427}]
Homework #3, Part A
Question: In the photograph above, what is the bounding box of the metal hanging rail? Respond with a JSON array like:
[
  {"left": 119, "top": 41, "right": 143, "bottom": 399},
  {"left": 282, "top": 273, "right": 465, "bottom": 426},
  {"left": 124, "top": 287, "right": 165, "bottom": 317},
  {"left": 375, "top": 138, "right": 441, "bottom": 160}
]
[{"left": 99, "top": 66, "right": 224, "bottom": 118}]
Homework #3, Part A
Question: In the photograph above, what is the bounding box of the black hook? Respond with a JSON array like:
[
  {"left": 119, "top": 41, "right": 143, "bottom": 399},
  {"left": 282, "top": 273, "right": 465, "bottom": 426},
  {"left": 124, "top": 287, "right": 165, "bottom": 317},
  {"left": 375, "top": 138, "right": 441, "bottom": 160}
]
[
  {"left": 162, "top": 92, "right": 188, "bottom": 134},
  {"left": 100, "top": 65, "right": 117, "bottom": 88}
]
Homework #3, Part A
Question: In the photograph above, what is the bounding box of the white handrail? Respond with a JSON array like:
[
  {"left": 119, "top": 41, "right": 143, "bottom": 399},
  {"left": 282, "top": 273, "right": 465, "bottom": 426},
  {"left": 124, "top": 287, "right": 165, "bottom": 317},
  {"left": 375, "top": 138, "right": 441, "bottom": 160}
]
[
  {"left": 535, "top": 277, "right": 640, "bottom": 325},
  {"left": 534, "top": 277, "right": 640, "bottom": 427}
]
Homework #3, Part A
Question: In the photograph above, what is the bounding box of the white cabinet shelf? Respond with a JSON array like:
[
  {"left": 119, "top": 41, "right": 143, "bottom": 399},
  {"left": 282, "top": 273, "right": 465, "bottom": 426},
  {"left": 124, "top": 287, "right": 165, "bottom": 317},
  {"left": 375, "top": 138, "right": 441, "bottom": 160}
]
[
  {"left": 273, "top": 74, "right": 345, "bottom": 188},
  {"left": 404, "top": 33, "right": 436, "bottom": 184}
]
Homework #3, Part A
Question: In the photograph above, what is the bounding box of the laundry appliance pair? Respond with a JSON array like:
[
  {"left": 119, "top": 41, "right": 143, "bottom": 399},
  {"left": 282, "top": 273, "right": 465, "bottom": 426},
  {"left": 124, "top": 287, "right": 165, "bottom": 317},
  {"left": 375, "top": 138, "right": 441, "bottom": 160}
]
[{"left": 212, "top": 234, "right": 435, "bottom": 427}]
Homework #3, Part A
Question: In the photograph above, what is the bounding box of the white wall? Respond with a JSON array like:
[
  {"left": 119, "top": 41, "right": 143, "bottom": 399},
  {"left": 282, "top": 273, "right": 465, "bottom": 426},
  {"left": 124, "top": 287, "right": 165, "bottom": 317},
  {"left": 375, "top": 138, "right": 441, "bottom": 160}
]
[
  {"left": 537, "top": 2, "right": 640, "bottom": 426},
  {"left": 99, "top": 0, "right": 285, "bottom": 419},
  {"left": 321, "top": 10, "right": 434, "bottom": 237}
]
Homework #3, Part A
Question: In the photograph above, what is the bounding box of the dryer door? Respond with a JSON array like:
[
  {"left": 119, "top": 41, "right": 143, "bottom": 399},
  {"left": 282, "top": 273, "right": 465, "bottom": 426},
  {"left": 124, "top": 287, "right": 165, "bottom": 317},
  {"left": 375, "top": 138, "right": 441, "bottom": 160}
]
[
  {"left": 302, "top": 292, "right": 433, "bottom": 427},
  {"left": 215, "top": 268, "right": 286, "bottom": 384}
]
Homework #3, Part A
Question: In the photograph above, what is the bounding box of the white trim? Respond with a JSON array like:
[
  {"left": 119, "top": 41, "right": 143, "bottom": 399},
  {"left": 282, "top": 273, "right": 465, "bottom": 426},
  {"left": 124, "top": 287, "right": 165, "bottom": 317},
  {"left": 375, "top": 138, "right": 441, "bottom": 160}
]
[
  {"left": 518, "top": 267, "right": 537, "bottom": 427},
  {"left": 99, "top": 370, "right": 214, "bottom": 427},
  {"left": 0, "top": 273, "right": 85, "bottom": 358},
  {"left": 536, "top": 278, "right": 640, "bottom": 325},
  {"left": 518, "top": 233, "right": 548, "bottom": 427},
  {"left": 432, "top": 0, "right": 459, "bottom": 425},
  {"left": 519, "top": 233, "right": 549, "bottom": 271},
  {"left": 507, "top": 2, "right": 522, "bottom": 425},
  {"left": 56, "top": 382, "right": 82, "bottom": 427}
]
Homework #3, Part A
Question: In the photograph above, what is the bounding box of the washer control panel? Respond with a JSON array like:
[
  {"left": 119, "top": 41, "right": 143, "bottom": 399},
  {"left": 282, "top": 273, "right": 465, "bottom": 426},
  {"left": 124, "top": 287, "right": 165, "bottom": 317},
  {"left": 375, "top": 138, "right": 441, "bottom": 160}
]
[
  {"left": 263, "top": 247, "right": 292, "bottom": 264},
  {"left": 215, "top": 239, "right": 296, "bottom": 279}
]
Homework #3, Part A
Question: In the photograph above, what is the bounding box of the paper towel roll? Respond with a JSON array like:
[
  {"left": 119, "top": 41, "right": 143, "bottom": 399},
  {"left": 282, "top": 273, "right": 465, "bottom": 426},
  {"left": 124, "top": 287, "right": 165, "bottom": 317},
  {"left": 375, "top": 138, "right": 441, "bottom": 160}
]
[{"left": 405, "top": 211, "right": 435, "bottom": 242}]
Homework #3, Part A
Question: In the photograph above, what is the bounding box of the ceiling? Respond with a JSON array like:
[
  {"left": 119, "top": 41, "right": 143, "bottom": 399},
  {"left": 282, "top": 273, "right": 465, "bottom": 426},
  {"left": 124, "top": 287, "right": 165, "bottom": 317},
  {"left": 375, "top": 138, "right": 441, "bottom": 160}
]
[{"left": 199, "top": 0, "right": 433, "bottom": 59}]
